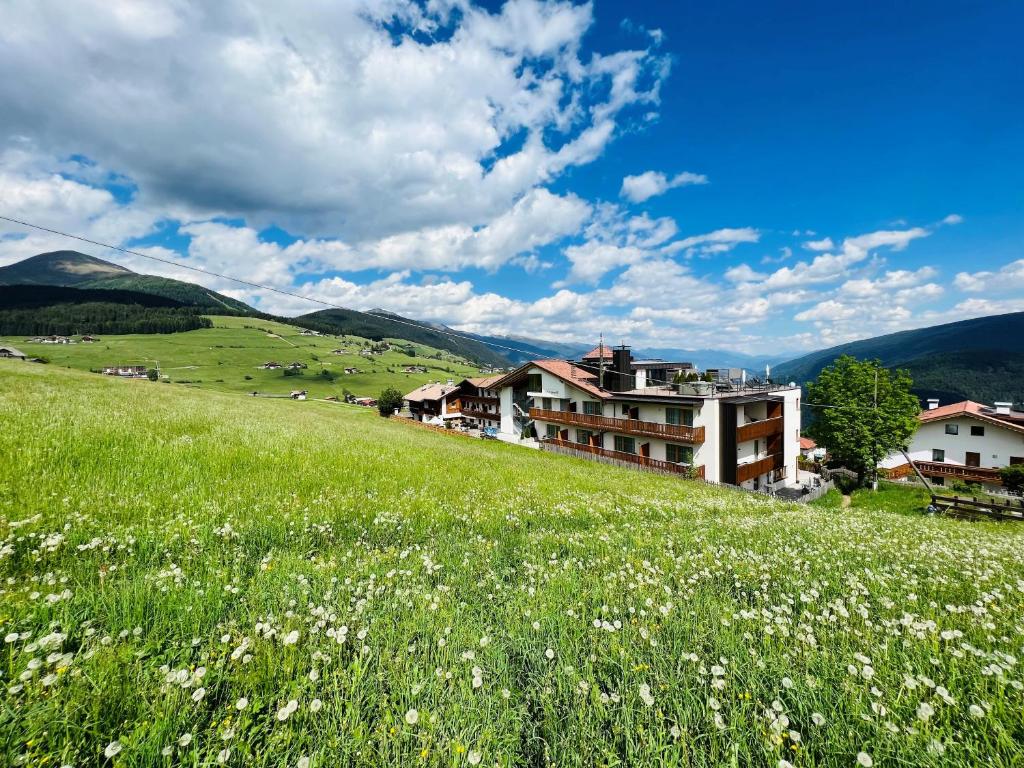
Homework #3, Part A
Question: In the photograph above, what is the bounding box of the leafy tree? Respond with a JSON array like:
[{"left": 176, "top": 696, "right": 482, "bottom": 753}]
[
  {"left": 807, "top": 356, "right": 920, "bottom": 485},
  {"left": 147, "top": 368, "right": 159, "bottom": 381},
  {"left": 377, "top": 387, "right": 404, "bottom": 417},
  {"left": 999, "top": 464, "right": 1024, "bottom": 496}
]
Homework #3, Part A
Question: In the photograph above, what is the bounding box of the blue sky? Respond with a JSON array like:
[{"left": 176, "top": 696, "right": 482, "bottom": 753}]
[{"left": 1, "top": 0, "right": 1021, "bottom": 354}]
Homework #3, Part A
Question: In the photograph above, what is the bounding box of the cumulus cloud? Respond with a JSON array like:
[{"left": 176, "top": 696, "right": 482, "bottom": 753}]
[
  {"left": 0, "top": 0, "right": 668, "bottom": 240},
  {"left": 620, "top": 170, "right": 708, "bottom": 203},
  {"left": 953, "top": 259, "right": 1024, "bottom": 294}
]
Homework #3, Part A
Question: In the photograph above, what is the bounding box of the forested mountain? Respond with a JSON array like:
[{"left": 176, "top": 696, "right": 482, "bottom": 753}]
[
  {"left": 0, "top": 251, "right": 255, "bottom": 313},
  {"left": 774, "top": 312, "right": 1024, "bottom": 407}
]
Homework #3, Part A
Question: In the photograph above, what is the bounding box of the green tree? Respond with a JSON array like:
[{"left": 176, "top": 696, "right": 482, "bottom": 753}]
[
  {"left": 377, "top": 387, "right": 404, "bottom": 417},
  {"left": 146, "top": 368, "right": 159, "bottom": 381},
  {"left": 807, "top": 356, "right": 920, "bottom": 485},
  {"left": 999, "top": 464, "right": 1024, "bottom": 496}
]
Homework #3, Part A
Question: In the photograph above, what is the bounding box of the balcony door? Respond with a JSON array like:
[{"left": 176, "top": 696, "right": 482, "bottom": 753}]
[{"left": 965, "top": 451, "right": 980, "bottom": 468}]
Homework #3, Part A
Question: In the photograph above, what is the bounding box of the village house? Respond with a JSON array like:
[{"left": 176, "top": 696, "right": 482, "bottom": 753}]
[
  {"left": 101, "top": 365, "right": 148, "bottom": 378},
  {"left": 489, "top": 346, "right": 802, "bottom": 492},
  {"left": 32, "top": 335, "right": 73, "bottom": 344},
  {"left": 451, "top": 375, "right": 503, "bottom": 430},
  {"left": 880, "top": 399, "right": 1024, "bottom": 492},
  {"left": 0, "top": 345, "right": 26, "bottom": 360},
  {"left": 80, "top": 335, "right": 100, "bottom": 343},
  {"left": 261, "top": 361, "right": 282, "bottom": 370},
  {"left": 800, "top": 437, "right": 825, "bottom": 461},
  {"left": 289, "top": 390, "right": 308, "bottom": 400},
  {"left": 343, "top": 367, "right": 361, "bottom": 375},
  {"left": 403, "top": 380, "right": 460, "bottom": 423},
  {"left": 403, "top": 365, "right": 429, "bottom": 374},
  {"left": 286, "top": 361, "right": 308, "bottom": 370}
]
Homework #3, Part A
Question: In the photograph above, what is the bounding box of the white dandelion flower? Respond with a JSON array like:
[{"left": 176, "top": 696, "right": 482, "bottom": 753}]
[
  {"left": 191, "top": 687, "right": 206, "bottom": 703},
  {"left": 405, "top": 708, "right": 419, "bottom": 725},
  {"left": 639, "top": 683, "right": 654, "bottom": 707},
  {"left": 178, "top": 733, "right": 192, "bottom": 747},
  {"left": 283, "top": 630, "right": 300, "bottom": 645},
  {"left": 217, "top": 748, "right": 231, "bottom": 764},
  {"left": 467, "top": 750, "right": 482, "bottom": 765},
  {"left": 104, "top": 741, "right": 123, "bottom": 759},
  {"left": 545, "top": 648, "right": 554, "bottom": 660},
  {"left": 277, "top": 699, "right": 298, "bottom": 721},
  {"left": 917, "top": 701, "right": 934, "bottom": 721},
  {"left": 857, "top": 752, "right": 873, "bottom": 767},
  {"left": 235, "top": 697, "right": 248, "bottom": 710},
  {"left": 811, "top": 712, "right": 826, "bottom": 726},
  {"left": 310, "top": 698, "right": 323, "bottom": 713},
  {"left": 969, "top": 704, "right": 985, "bottom": 718}
]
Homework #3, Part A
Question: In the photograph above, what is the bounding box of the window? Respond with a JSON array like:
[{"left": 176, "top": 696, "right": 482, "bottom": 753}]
[
  {"left": 971, "top": 425, "right": 985, "bottom": 436},
  {"left": 945, "top": 424, "right": 959, "bottom": 435},
  {"left": 666, "top": 444, "right": 693, "bottom": 464},
  {"left": 576, "top": 429, "right": 594, "bottom": 445},
  {"left": 932, "top": 475, "right": 944, "bottom": 486},
  {"left": 527, "top": 374, "right": 542, "bottom": 392},
  {"left": 665, "top": 407, "right": 693, "bottom": 426},
  {"left": 614, "top": 435, "right": 636, "bottom": 454},
  {"left": 1011, "top": 457, "right": 1024, "bottom": 465},
  {"left": 546, "top": 424, "right": 558, "bottom": 439},
  {"left": 932, "top": 448, "right": 945, "bottom": 462},
  {"left": 582, "top": 401, "right": 601, "bottom": 416},
  {"left": 621, "top": 403, "right": 630, "bottom": 416}
]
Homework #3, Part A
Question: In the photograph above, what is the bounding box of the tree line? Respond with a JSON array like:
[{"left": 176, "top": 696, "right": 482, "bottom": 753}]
[{"left": 0, "top": 302, "right": 212, "bottom": 335}]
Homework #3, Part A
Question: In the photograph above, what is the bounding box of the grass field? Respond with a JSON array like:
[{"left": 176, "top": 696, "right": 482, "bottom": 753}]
[
  {"left": 2, "top": 362, "right": 1023, "bottom": 767},
  {"left": 0, "top": 315, "right": 484, "bottom": 399}
]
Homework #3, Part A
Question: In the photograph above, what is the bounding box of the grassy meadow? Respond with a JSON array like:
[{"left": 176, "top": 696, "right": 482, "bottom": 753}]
[
  {"left": 1, "top": 362, "right": 1023, "bottom": 767},
  {"left": 0, "top": 315, "right": 483, "bottom": 399}
]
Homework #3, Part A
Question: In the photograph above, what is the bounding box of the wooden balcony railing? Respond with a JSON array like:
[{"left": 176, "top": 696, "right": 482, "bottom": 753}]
[
  {"left": 736, "top": 416, "right": 784, "bottom": 443},
  {"left": 542, "top": 438, "right": 704, "bottom": 479},
  {"left": 460, "top": 407, "right": 500, "bottom": 420},
  {"left": 913, "top": 461, "right": 1003, "bottom": 484},
  {"left": 736, "top": 453, "right": 784, "bottom": 484},
  {"left": 530, "top": 408, "right": 704, "bottom": 444}
]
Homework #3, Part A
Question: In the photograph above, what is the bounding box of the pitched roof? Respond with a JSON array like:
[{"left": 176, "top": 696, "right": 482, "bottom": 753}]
[
  {"left": 0, "top": 345, "right": 25, "bottom": 357},
  {"left": 403, "top": 382, "right": 458, "bottom": 402},
  {"left": 580, "top": 344, "right": 612, "bottom": 360},
  {"left": 494, "top": 359, "right": 607, "bottom": 399},
  {"left": 465, "top": 375, "right": 503, "bottom": 389},
  {"left": 920, "top": 400, "right": 1024, "bottom": 434},
  {"left": 799, "top": 437, "right": 817, "bottom": 450}
]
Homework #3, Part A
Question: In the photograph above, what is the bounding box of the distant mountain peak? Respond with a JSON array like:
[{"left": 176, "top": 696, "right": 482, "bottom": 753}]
[{"left": 0, "top": 250, "right": 133, "bottom": 286}]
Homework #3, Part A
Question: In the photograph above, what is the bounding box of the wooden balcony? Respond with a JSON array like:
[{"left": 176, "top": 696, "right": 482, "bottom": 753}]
[
  {"left": 736, "top": 416, "right": 784, "bottom": 443},
  {"left": 460, "top": 407, "right": 500, "bottom": 420},
  {"left": 914, "top": 461, "right": 1003, "bottom": 485},
  {"left": 735, "top": 453, "right": 784, "bottom": 484},
  {"left": 542, "top": 438, "right": 704, "bottom": 479},
  {"left": 530, "top": 408, "right": 704, "bottom": 444}
]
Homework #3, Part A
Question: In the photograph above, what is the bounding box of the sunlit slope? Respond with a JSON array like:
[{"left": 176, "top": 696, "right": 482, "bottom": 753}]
[{"left": 0, "top": 363, "right": 1022, "bottom": 767}]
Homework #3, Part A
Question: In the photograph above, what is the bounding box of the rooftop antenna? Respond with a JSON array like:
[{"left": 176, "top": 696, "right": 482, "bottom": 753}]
[{"left": 598, "top": 333, "right": 605, "bottom": 389}]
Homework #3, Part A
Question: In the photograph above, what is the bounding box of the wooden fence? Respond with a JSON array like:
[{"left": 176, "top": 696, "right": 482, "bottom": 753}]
[{"left": 931, "top": 494, "right": 1024, "bottom": 522}]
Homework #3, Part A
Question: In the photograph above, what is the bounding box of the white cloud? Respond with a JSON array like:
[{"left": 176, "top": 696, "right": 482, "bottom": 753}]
[
  {"left": 803, "top": 237, "right": 834, "bottom": 252},
  {"left": 661, "top": 227, "right": 760, "bottom": 257},
  {"left": 0, "top": 0, "right": 668, "bottom": 241},
  {"left": 953, "top": 259, "right": 1024, "bottom": 294},
  {"left": 620, "top": 170, "right": 707, "bottom": 203},
  {"left": 723, "top": 264, "right": 765, "bottom": 283},
  {"left": 942, "top": 213, "right": 964, "bottom": 225}
]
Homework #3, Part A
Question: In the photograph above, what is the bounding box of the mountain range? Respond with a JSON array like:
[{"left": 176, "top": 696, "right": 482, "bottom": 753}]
[
  {"left": 3, "top": 250, "right": 1022, "bottom": 406},
  {"left": 772, "top": 312, "right": 1024, "bottom": 407}
]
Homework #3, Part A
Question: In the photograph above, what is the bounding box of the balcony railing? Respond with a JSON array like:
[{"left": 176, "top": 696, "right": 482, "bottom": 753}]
[
  {"left": 461, "top": 394, "right": 499, "bottom": 405},
  {"left": 736, "top": 453, "right": 784, "bottom": 484},
  {"left": 460, "top": 407, "right": 500, "bottom": 420},
  {"left": 913, "top": 461, "right": 1003, "bottom": 484},
  {"left": 542, "top": 437, "right": 704, "bottom": 479},
  {"left": 736, "top": 416, "right": 784, "bottom": 443},
  {"left": 530, "top": 407, "right": 704, "bottom": 443}
]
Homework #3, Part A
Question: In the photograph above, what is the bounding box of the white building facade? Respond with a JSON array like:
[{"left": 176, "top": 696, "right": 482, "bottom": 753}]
[
  {"left": 493, "top": 358, "right": 802, "bottom": 491},
  {"left": 881, "top": 399, "right": 1024, "bottom": 491}
]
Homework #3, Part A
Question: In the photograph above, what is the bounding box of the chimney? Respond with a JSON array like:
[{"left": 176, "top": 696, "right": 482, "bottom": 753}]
[
  {"left": 927, "top": 398, "right": 939, "bottom": 410},
  {"left": 610, "top": 345, "right": 632, "bottom": 391},
  {"left": 994, "top": 401, "right": 1012, "bottom": 415}
]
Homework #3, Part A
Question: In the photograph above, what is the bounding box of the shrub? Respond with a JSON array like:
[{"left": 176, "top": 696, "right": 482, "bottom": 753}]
[
  {"left": 377, "top": 387, "right": 404, "bottom": 417},
  {"left": 999, "top": 464, "right": 1024, "bottom": 495}
]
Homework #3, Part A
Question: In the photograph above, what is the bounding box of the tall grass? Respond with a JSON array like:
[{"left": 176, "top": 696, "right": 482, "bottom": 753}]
[{"left": 1, "top": 362, "right": 1022, "bottom": 766}]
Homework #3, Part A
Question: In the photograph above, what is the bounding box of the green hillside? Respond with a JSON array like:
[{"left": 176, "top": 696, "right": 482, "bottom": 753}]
[
  {"left": 298, "top": 307, "right": 509, "bottom": 368},
  {"left": 0, "top": 251, "right": 256, "bottom": 314},
  {"left": 2, "top": 362, "right": 1023, "bottom": 766},
  {"left": 774, "top": 312, "right": 1024, "bottom": 406},
  {"left": 0, "top": 315, "right": 482, "bottom": 399}
]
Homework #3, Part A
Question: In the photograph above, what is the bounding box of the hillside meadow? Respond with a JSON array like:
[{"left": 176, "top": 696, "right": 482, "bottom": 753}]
[
  {"left": 0, "top": 315, "right": 483, "bottom": 400},
  {"left": 1, "top": 362, "right": 1023, "bottom": 767}
]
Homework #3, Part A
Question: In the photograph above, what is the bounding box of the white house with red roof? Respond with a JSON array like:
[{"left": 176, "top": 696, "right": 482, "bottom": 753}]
[
  {"left": 491, "top": 347, "right": 802, "bottom": 492},
  {"left": 880, "top": 398, "right": 1024, "bottom": 490}
]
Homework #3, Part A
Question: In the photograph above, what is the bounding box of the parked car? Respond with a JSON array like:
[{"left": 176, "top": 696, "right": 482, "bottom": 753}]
[{"left": 481, "top": 426, "right": 499, "bottom": 440}]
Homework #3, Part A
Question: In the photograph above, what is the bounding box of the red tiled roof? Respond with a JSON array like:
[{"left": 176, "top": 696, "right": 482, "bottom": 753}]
[
  {"left": 799, "top": 437, "right": 817, "bottom": 450},
  {"left": 580, "top": 344, "right": 612, "bottom": 360},
  {"left": 493, "top": 359, "right": 607, "bottom": 399},
  {"left": 919, "top": 400, "right": 1024, "bottom": 435}
]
